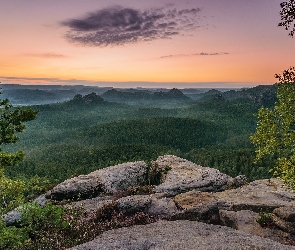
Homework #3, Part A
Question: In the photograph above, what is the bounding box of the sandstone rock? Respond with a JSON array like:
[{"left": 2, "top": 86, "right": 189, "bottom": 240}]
[
  {"left": 151, "top": 155, "right": 237, "bottom": 196},
  {"left": 173, "top": 190, "right": 219, "bottom": 222},
  {"left": 175, "top": 179, "right": 294, "bottom": 212},
  {"left": 117, "top": 195, "right": 152, "bottom": 214},
  {"left": 274, "top": 206, "right": 295, "bottom": 222},
  {"left": 66, "top": 195, "right": 114, "bottom": 219},
  {"left": 219, "top": 210, "right": 270, "bottom": 237},
  {"left": 68, "top": 220, "right": 295, "bottom": 250},
  {"left": 50, "top": 161, "right": 148, "bottom": 200},
  {"left": 271, "top": 214, "right": 295, "bottom": 234},
  {"left": 147, "top": 197, "right": 178, "bottom": 217}
]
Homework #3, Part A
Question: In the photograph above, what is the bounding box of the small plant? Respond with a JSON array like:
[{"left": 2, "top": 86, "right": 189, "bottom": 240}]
[
  {"left": 256, "top": 209, "right": 273, "bottom": 227},
  {"left": 0, "top": 219, "right": 29, "bottom": 250}
]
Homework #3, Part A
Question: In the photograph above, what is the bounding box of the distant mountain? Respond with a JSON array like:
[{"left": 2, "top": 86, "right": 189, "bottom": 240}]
[
  {"left": 101, "top": 89, "right": 151, "bottom": 100},
  {"left": 0, "top": 84, "right": 111, "bottom": 105},
  {"left": 198, "top": 85, "right": 277, "bottom": 108},
  {"left": 68, "top": 92, "right": 104, "bottom": 105},
  {"left": 153, "top": 88, "right": 190, "bottom": 100},
  {"left": 102, "top": 88, "right": 190, "bottom": 102}
]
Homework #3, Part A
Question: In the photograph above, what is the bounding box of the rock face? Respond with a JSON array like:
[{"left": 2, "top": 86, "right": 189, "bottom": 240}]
[
  {"left": 150, "top": 155, "right": 246, "bottom": 196},
  {"left": 69, "top": 220, "right": 295, "bottom": 250},
  {"left": 50, "top": 161, "right": 148, "bottom": 200}
]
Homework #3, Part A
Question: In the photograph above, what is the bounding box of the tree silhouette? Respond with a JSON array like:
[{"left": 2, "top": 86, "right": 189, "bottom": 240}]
[{"left": 279, "top": 0, "right": 295, "bottom": 37}]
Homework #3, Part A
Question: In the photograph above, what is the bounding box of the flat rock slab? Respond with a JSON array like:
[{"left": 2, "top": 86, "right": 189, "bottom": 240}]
[
  {"left": 175, "top": 178, "right": 295, "bottom": 213},
  {"left": 50, "top": 161, "right": 148, "bottom": 200},
  {"left": 68, "top": 220, "right": 295, "bottom": 250},
  {"left": 151, "top": 155, "right": 243, "bottom": 196}
]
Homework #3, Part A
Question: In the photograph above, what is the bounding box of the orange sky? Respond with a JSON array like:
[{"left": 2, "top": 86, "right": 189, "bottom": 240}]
[{"left": 0, "top": 0, "right": 294, "bottom": 88}]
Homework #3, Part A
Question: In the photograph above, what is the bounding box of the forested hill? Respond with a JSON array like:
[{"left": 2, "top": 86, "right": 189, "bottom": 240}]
[{"left": 4, "top": 85, "right": 276, "bottom": 184}]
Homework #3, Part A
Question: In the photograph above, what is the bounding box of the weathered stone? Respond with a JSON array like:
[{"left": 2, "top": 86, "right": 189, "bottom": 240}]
[
  {"left": 151, "top": 155, "right": 235, "bottom": 196},
  {"left": 65, "top": 195, "right": 114, "bottom": 219},
  {"left": 219, "top": 210, "right": 238, "bottom": 229},
  {"left": 50, "top": 161, "right": 148, "bottom": 200},
  {"left": 175, "top": 179, "right": 295, "bottom": 213},
  {"left": 50, "top": 175, "right": 103, "bottom": 201},
  {"left": 216, "top": 178, "right": 295, "bottom": 212},
  {"left": 147, "top": 197, "right": 178, "bottom": 217},
  {"left": 219, "top": 210, "right": 293, "bottom": 243},
  {"left": 232, "top": 175, "right": 248, "bottom": 187},
  {"left": 271, "top": 214, "right": 295, "bottom": 234},
  {"left": 68, "top": 220, "right": 295, "bottom": 250},
  {"left": 173, "top": 190, "right": 219, "bottom": 222},
  {"left": 219, "top": 210, "right": 266, "bottom": 236},
  {"left": 3, "top": 209, "right": 22, "bottom": 227},
  {"left": 117, "top": 195, "right": 152, "bottom": 214},
  {"left": 274, "top": 206, "right": 295, "bottom": 223}
]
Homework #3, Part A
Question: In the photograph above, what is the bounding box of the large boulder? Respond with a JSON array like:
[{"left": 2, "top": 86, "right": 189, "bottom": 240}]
[
  {"left": 50, "top": 161, "right": 148, "bottom": 200},
  {"left": 68, "top": 220, "right": 295, "bottom": 250},
  {"left": 150, "top": 155, "right": 245, "bottom": 196}
]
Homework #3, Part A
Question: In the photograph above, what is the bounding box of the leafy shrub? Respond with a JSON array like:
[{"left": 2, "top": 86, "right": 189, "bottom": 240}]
[
  {"left": 0, "top": 169, "right": 25, "bottom": 215},
  {"left": 0, "top": 219, "right": 28, "bottom": 250},
  {"left": 256, "top": 209, "right": 273, "bottom": 227},
  {"left": 19, "top": 201, "right": 69, "bottom": 240}
]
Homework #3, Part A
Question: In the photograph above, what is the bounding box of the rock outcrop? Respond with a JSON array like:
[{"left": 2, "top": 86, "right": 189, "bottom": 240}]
[{"left": 4, "top": 155, "right": 295, "bottom": 249}]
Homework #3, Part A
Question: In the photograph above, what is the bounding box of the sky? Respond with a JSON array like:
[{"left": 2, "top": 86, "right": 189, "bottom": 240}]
[{"left": 0, "top": 0, "right": 294, "bottom": 88}]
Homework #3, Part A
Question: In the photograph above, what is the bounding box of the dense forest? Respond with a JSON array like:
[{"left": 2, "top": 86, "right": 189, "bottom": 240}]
[{"left": 3, "top": 85, "right": 277, "bottom": 185}]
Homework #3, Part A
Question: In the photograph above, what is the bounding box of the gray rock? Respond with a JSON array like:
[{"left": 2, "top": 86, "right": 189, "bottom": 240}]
[
  {"left": 50, "top": 174, "right": 103, "bottom": 201},
  {"left": 3, "top": 209, "right": 22, "bottom": 226},
  {"left": 65, "top": 196, "right": 114, "bottom": 219},
  {"left": 117, "top": 195, "right": 152, "bottom": 214},
  {"left": 151, "top": 155, "right": 236, "bottom": 196},
  {"left": 51, "top": 161, "right": 148, "bottom": 200},
  {"left": 147, "top": 197, "right": 178, "bottom": 217},
  {"left": 219, "top": 210, "right": 268, "bottom": 236},
  {"left": 68, "top": 220, "right": 295, "bottom": 250}
]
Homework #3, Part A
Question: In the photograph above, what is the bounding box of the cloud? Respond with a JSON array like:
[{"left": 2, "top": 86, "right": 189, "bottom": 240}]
[
  {"left": 61, "top": 5, "right": 202, "bottom": 47},
  {"left": 25, "top": 53, "right": 67, "bottom": 58},
  {"left": 159, "top": 52, "right": 229, "bottom": 59},
  {"left": 0, "top": 76, "right": 254, "bottom": 88}
]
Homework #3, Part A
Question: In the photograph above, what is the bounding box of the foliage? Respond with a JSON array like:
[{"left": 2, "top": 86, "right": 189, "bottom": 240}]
[
  {"left": 250, "top": 67, "right": 295, "bottom": 188},
  {"left": 279, "top": 0, "right": 295, "bottom": 37},
  {"left": 3, "top": 86, "right": 276, "bottom": 184},
  {"left": 0, "top": 95, "right": 37, "bottom": 215},
  {"left": 0, "top": 169, "right": 25, "bottom": 215},
  {"left": 256, "top": 209, "right": 273, "bottom": 227},
  {"left": 0, "top": 98, "right": 37, "bottom": 168},
  {"left": 18, "top": 201, "right": 158, "bottom": 250},
  {"left": 0, "top": 219, "right": 28, "bottom": 250},
  {"left": 0, "top": 201, "right": 70, "bottom": 250},
  {"left": 19, "top": 202, "right": 69, "bottom": 241}
]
